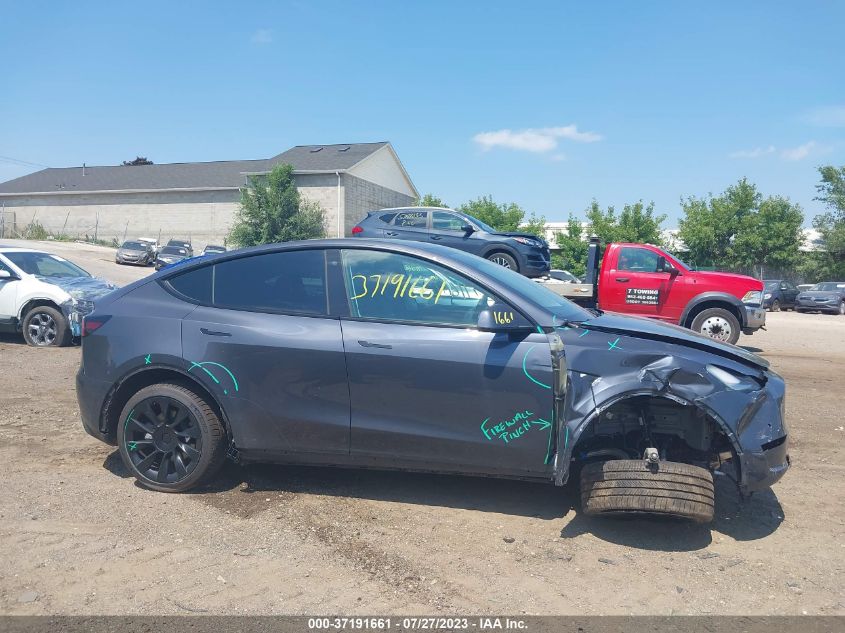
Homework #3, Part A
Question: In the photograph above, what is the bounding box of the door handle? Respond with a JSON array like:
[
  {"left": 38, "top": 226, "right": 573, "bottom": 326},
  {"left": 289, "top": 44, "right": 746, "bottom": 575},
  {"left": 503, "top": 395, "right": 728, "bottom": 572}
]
[
  {"left": 200, "top": 327, "right": 231, "bottom": 337},
  {"left": 430, "top": 235, "right": 443, "bottom": 240},
  {"left": 385, "top": 231, "right": 398, "bottom": 237},
  {"left": 358, "top": 339, "right": 392, "bottom": 349},
  {"left": 615, "top": 277, "right": 630, "bottom": 283}
]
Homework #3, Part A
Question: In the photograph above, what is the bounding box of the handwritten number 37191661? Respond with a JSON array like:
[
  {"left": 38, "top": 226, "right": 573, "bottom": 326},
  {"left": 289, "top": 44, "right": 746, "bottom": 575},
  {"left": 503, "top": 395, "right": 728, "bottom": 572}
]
[{"left": 350, "top": 273, "right": 448, "bottom": 303}]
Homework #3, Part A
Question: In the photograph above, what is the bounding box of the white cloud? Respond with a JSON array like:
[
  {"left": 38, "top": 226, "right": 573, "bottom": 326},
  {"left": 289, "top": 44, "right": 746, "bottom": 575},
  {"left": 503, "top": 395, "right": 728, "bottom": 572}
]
[
  {"left": 729, "top": 145, "right": 776, "bottom": 159},
  {"left": 780, "top": 141, "right": 816, "bottom": 161},
  {"left": 804, "top": 105, "right": 845, "bottom": 128},
  {"left": 251, "top": 29, "right": 273, "bottom": 44},
  {"left": 473, "top": 125, "right": 603, "bottom": 153}
]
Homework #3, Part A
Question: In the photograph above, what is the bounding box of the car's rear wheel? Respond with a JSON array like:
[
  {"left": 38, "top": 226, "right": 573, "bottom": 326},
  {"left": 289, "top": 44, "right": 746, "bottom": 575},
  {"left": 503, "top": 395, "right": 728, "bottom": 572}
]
[
  {"left": 690, "top": 307, "right": 741, "bottom": 345},
  {"left": 117, "top": 383, "right": 227, "bottom": 492},
  {"left": 839, "top": 301, "right": 845, "bottom": 316},
  {"left": 22, "top": 305, "right": 71, "bottom": 347},
  {"left": 487, "top": 252, "right": 518, "bottom": 271},
  {"left": 771, "top": 299, "right": 781, "bottom": 312},
  {"left": 580, "top": 459, "right": 715, "bottom": 523}
]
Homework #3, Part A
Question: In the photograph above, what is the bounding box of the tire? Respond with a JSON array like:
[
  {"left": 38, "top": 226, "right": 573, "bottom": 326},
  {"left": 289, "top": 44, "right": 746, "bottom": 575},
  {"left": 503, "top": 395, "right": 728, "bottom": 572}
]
[
  {"left": 771, "top": 299, "right": 780, "bottom": 312},
  {"left": 580, "top": 459, "right": 715, "bottom": 523},
  {"left": 487, "top": 251, "right": 519, "bottom": 272},
  {"left": 22, "top": 305, "right": 71, "bottom": 347},
  {"left": 117, "top": 383, "right": 227, "bottom": 492},
  {"left": 839, "top": 301, "right": 845, "bottom": 316},
  {"left": 690, "top": 307, "right": 741, "bottom": 345}
]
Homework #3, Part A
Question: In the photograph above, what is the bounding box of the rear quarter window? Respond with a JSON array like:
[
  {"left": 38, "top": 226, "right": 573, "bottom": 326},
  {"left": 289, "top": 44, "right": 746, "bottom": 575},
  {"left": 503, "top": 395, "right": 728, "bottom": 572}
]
[{"left": 379, "top": 212, "right": 397, "bottom": 223}]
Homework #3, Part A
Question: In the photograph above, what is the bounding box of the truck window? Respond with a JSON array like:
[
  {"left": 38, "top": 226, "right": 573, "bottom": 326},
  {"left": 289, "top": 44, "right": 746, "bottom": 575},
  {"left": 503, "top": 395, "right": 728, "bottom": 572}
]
[{"left": 617, "top": 247, "right": 659, "bottom": 273}]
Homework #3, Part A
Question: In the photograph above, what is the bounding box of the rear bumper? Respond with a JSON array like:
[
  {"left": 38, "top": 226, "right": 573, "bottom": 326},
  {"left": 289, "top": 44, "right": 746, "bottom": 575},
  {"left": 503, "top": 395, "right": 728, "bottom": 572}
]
[
  {"left": 76, "top": 367, "right": 116, "bottom": 445},
  {"left": 741, "top": 305, "right": 766, "bottom": 334}
]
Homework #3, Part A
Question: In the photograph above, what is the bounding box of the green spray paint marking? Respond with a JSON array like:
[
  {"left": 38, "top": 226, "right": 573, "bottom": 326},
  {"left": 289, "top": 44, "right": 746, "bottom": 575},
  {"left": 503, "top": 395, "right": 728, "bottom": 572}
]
[
  {"left": 607, "top": 337, "right": 622, "bottom": 351},
  {"left": 481, "top": 410, "right": 548, "bottom": 444},
  {"left": 127, "top": 441, "right": 138, "bottom": 451},
  {"left": 123, "top": 408, "right": 135, "bottom": 432},
  {"left": 187, "top": 361, "right": 240, "bottom": 393},
  {"left": 144, "top": 354, "right": 151, "bottom": 365},
  {"left": 536, "top": 325, "right": 543, "bottom": 334},
  {"left": 578, "top": 329, "right": 590, "bottom": 338},
  {"left": 564, "top": 426, "right": 570, "bottom": 450},
  {"left": 544, "top": 412, "right": 554, "bottom": 465},
  {"left": 522, "top": 345, "right": 551, "bottom": 390}
]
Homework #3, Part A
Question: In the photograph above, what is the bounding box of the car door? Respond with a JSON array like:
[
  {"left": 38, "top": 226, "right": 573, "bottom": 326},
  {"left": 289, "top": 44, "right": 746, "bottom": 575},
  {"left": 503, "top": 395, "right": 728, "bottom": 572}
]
[
  {"left": 428, "top": 211, "right": 485, "bottom": 255},
  {"left": 0, "top": 256, "right": 20, "bottom": 321},
  {"left": 782, "top": 281, "right": 799, "bottom": 307},
  {"left": 602, "top": 246, "right": 683, "bottom": 321},
  {"left": 173, "top": 249, "right": 351, "bottom": 456},
  {"left": 337, "top": 248, "right": 554, "bottom": 477},
  {"left": 384, "top": 210, "right": 430, "bottom": 242}
]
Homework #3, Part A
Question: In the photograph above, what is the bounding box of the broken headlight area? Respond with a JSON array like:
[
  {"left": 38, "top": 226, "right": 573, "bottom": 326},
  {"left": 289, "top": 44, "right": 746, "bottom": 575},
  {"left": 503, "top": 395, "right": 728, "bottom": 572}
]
[{"left": 62, "top": 298, "right": 96, "bottom": 338}]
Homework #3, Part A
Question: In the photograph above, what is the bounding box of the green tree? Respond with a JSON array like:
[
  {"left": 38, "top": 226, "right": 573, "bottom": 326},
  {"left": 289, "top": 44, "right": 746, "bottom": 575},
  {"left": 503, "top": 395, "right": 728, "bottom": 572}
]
[
  {"left": 228, "top": 163, "right": 326, "bottom": 246},
  {"left": 678, "top": 178, "right": 760, "bottom": 268},
  {"left": 457, "top": 195, "right": 546, "bottom": 237},
  {"left": 809, "top": 165, "right": 845, "bottom": 279},
  {"left": 585, "top": 200, "right": 667, "bottom": 244},
  {"left": 551, "top": 215, "right": 589, "bottom": 278},
  {"left": 729, "top": 196, "right": 804, "bottom": 276},
  {"left": 417, "top": 193, "right": 447, "bottom": 207}
]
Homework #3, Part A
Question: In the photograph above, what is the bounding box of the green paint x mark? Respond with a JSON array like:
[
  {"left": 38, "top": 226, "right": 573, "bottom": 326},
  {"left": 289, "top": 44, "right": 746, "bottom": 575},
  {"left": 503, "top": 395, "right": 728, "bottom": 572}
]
[
  {"left": 522, "top": 345, "right": 551, "bottom": 390},
  {"left": 144, "top": 354, "right": 151, "bottom": 365},
  {"left": 607, "top": 337, "right": 622, "bottom": 351},
  {"left": 127, "top": 441, "right": 138, "bottom": 451}
]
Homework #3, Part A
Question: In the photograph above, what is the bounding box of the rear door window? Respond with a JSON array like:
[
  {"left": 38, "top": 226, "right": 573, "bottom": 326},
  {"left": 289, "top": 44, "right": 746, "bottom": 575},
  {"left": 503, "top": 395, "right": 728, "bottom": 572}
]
[
  {"left": 213, "top": 250, "right": 328, "bottom": 315},
  {"left": 393, "top": 211, "right": 428, "bottom": 228}
]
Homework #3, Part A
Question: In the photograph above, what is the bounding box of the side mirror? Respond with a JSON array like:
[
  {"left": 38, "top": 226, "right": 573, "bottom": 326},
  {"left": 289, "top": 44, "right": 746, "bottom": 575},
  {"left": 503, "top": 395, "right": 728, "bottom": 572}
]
[
  {"left": 0, "top": 269, "right": 16, "bottom": 280},
  {"left": 657, "top": 256, "right": 678, "bottom": 275},
  {"left": 461, "top": 224, "right": 475, "bottom": 234},
  {"left": 477, "top": 303, "right": 531, "bottom": 332}
]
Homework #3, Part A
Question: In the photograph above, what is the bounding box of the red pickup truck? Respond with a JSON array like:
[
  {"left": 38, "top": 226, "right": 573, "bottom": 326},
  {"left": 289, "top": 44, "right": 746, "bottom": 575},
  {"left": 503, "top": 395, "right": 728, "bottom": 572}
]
[{"left": 542, "top": 239, "right": 766, "bottom": 345}]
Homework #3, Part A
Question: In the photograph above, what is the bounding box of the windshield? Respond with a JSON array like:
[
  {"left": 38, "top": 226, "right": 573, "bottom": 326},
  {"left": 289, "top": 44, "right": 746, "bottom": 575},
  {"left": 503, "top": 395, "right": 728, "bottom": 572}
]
[
  {"left": 160, "top": 247, "right": 187, "bottom": 256},
  {"left": 813, "top": 282, "right": 844, "bottom": 291},
  {"left": 121, "top": 241, "right": 145, "bottom": 249},
  {"left": 444, "top": 249, "right": 593, "bottom": 322},
  {"left": 6, "top": 252, "right": 91, "bottom": 278},
  {"left": 462, "top": 213, "right": 497, "bottom": 234}
]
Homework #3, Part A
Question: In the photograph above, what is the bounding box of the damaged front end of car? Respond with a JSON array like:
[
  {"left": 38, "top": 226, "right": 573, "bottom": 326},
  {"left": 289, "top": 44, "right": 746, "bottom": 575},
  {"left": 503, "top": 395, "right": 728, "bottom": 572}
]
[
  {"left": 48, "top": 276, "right": 117, "bottom": 337},
  {"left": 546, "top": 313, "right": 789, "bottom": 498}
]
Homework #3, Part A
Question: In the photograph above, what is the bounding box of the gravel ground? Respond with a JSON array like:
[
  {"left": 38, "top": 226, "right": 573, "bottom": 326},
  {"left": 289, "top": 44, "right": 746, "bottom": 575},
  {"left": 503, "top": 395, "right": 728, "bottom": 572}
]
[{"left": 0, "top": 241, "right": 843, "bottom": 615}]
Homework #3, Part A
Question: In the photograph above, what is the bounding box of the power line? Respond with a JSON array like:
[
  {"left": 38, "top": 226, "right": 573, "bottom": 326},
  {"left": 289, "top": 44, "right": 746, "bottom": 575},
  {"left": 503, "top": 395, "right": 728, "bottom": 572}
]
[{"left": 0, "top": 155, "right": 51, "bottom": 169}]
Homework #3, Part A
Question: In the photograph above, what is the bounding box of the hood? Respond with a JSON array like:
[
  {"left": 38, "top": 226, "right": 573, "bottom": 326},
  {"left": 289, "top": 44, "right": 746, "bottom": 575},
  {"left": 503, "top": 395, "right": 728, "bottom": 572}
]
[
  {"left": 36, "top": 275, "right": 117, "bottom": 302},
  {"left": 490, "top": 231, "right": 547, "bottom": 244},
  {"left": 688, "top": 270, "right": 763, "bottom": 290},
  {"left": 798, "top": 291, "right": 841, "bottom": 298},
  {"left": 119, "top": 247, "right": 146, "bottom": 254},
  {"left": 579, "top": 312, "right": 769, "bottom": 369}
]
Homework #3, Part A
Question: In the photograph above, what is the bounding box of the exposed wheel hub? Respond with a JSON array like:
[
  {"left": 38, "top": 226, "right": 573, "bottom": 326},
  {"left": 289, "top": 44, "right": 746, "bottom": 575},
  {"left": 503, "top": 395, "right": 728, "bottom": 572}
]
[{"left": 700, "top": 316, "right": 732, "bottom": 342}]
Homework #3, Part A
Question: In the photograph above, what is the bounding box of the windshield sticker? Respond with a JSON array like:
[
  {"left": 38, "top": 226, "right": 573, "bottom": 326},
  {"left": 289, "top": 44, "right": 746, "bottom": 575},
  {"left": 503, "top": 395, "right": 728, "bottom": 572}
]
[
  {"left": 626, "top": 288, "right": 660, "bottom": 305},
  {"left": 481, "top": 410, "right": 551, "bottom": 444}
]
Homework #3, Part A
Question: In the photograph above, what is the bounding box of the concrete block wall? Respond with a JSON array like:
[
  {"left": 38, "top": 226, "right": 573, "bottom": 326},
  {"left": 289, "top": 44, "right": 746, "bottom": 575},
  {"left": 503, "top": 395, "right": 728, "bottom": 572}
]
[{"left": 343, "top": 173, "right": 415, "bottom": 237}]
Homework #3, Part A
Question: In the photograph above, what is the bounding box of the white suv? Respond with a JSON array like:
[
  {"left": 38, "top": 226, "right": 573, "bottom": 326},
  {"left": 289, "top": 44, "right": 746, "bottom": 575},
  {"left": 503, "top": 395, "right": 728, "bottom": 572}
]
[{"left": 0, "top": 247, "right": 115, "bottom": 347}]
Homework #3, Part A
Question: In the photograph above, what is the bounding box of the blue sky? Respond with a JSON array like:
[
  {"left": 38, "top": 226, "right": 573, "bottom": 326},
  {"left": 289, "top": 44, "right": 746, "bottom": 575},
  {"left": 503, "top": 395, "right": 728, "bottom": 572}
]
[{"left": 1, "top": 1, "right": 843, "bottom": 226}]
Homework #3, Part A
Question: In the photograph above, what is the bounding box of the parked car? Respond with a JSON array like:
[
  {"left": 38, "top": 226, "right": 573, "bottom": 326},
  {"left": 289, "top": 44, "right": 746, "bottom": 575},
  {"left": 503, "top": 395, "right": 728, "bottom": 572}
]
[
  {"left": 165, "top": 239, "right": 193, "bottom": 257},
  {"left": 76, "top": 239, "right": 788, "bottom": 523},
  {"left": 202, "top": 244, "right": 227, "bottom": 255},
  {"left": 536, "top": 238, "right": 766, "bottom": 345},
  {"left": 794, "top": 282, "right": 845, "bottom": 315},
  {"left": 762, "top": 279, "right": 800, "bottom": 311},
  {"left": 549, "top": 269, "right": 581, "bottom": 283},
  {"left": 352, "top": 207, "right": 551, "bottom": 278},
  {"left": 155, "top": 246, "right": 190, "bottom": 271},
  {"left": 136, "top": 237, "right": 159, "bottom": 256},
  {"left": 0, "top": 247, "right": 115, "bottom": 346},
  {"left": 116, "top": 240, "right": 155, "bottom": 266}
]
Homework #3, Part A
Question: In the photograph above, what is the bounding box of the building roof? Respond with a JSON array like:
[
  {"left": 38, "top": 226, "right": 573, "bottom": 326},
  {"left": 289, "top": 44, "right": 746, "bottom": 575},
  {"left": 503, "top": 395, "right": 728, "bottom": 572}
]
[{"left": 0, "top": 142, "right": 390, "bottom": 195}]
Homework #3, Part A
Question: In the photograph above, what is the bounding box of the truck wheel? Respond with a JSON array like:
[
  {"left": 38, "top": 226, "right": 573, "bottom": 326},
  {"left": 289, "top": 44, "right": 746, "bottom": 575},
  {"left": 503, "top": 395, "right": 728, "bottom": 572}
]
[
  {"left": 487, "top": 252, "right": 518, "bottom": 271},
  {"left": 580, "top": 459, "right": 714, "bottom": 523},
  {"left": 690, "top": 307, "right": 741, "bottom": 345},
  {"left": 22, "top": 305, "right": 71, "bottom": 347},
  {"left": 117, "top": 383, "right": 227, "bottom": 493}
]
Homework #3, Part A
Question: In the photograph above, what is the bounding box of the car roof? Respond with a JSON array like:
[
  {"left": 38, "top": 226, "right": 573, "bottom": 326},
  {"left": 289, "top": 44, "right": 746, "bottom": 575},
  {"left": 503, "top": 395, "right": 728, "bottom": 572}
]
[{"left": 0, "top": 247, "right": 43, "bottom": 254}]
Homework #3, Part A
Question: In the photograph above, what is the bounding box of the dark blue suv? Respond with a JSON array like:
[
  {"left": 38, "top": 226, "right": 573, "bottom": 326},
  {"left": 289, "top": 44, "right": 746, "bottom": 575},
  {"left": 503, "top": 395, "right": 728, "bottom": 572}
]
[{"left": 351, "top": 207, "right": 551, "bottom": 278}]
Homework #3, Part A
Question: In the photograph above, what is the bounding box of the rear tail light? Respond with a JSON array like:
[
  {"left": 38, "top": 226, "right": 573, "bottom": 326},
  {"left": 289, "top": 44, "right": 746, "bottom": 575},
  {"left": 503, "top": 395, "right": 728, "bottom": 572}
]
[
  {"left": 351, "top": 226, "right": 363, "bottom": 235},
  {"left": 82, "top": 315, "right": 111, "bottom": 337}
]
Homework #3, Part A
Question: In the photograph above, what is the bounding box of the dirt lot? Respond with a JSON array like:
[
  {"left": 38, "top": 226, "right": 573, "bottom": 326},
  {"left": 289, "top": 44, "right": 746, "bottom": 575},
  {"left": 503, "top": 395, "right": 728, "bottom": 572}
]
[{"left": 0, "top": 242, "right": 843, "bottom": 615}]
